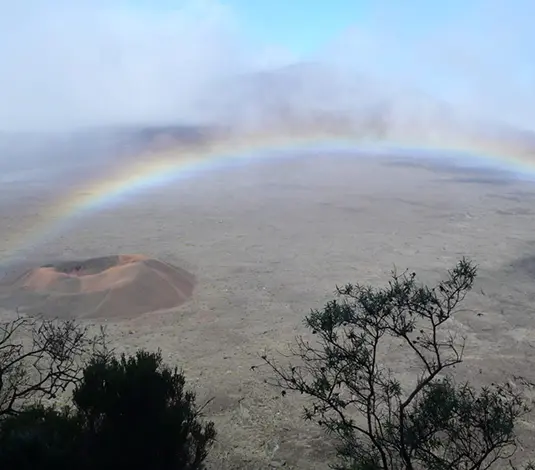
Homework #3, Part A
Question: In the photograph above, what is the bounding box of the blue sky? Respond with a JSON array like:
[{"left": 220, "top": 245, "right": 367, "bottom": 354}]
[
  {"left": 221, "top": 0, "right": 368, "bottom": 58},
  {"left": 132, "top": 0, "right": 490, "bottom": 59},
  {"left": 1, "top": 0, "right": 534, "bottom": 131},
  {"left": 130, "top": 0, "right": 467, "bottom": 59},
  {"left": 126, "top": 0, "right": 369, "bottom": 59},
  {"left": 227, "top": 0, "right": 483, "bottom": 58}
]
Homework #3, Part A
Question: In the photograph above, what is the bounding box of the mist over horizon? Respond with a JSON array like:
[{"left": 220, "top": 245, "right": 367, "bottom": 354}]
[
  {"left": 1, "top": 0, "right": 534, "bottom": 144},
  {"left": 4, "top": 6, "right": 535, "bottom": 470}
]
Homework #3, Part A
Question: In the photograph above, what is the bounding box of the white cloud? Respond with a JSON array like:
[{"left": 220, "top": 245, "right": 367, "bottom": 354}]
[
  {"left": 1, "top": 0, "right": 534, "bottom": 136},
  {"left": 321, "top": 0, "right": 535, "bottom": 131},
  {"left": 0, "top": 0, "right": 251, "bottom": 131}
]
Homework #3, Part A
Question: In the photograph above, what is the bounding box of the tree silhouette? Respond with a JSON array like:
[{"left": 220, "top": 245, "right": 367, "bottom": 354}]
[
  {"left": 74, "top": 350, "right": 216, "bottom": 470},
  {"left": 0, "top": 349, "right": 216, "bottom": 470},
  {"left": 0, "top": 315, "right": 106, "bottom": 417},
  {"left": 262, "top": 259, "right": 530, "bottom": 470}
]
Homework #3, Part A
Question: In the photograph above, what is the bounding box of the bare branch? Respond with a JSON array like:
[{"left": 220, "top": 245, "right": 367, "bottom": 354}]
[{"left": 0, "top": 314, "right": 108, "bottom": 417}]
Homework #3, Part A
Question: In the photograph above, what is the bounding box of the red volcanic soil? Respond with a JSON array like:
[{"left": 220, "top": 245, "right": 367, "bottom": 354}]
[{"left": 3, "top": 254, "right": 196, "bottom": 319}]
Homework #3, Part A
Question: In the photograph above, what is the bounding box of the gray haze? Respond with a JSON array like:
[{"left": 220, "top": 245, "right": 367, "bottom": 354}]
[{"left": 1, "top": 0, "right": 534, "bottom": 136}]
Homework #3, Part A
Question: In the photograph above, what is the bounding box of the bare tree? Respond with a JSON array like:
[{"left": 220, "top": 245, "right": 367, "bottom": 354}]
[
  {"left": 0, "top": 314, "right": 107, "bottom": 417},
  {"left": 260, "top": 259, "right": 530, "bottom": 470}
]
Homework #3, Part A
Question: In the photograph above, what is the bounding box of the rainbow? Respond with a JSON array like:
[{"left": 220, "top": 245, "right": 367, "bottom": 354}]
[{"left": 1, "top": 127, "right": 535, "bottom": 266}]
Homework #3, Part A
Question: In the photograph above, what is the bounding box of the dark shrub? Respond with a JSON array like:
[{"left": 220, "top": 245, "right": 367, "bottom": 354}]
[
  {"left": 74, "top": 350, "right": 216, "bottom": 470},
  {"left": 0, "top": 405, "right": 82, "bottom": 470},
  {"left": 0, "top": 349, "right": 215, "bottom": 470}
]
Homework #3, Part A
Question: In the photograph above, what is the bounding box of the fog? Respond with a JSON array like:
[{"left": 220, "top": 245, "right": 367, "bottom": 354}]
[
  {"left": 0, "top": 0, "right": 250, "bottom": 132},
  {"left": 0, "top": 0, "right": 533, "bottom": 143},
  {"left": 324, "top": 0, "right": 535, "bottom": 132}
]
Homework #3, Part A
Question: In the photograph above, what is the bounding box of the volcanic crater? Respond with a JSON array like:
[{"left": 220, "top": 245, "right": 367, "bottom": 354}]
[{"left": 0, "top": 254, "right": 196, "bottom": 319}]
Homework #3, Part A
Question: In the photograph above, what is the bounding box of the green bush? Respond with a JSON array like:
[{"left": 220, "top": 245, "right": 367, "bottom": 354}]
[
  {"left": 262, "top": 259, "right": 531, "bottom": 470},
  {"left": 0, "top": 405, "right": 82, "bottom": 470},
  {"left": 74, "top": 350, "right": 216, "bottom": 470},
  {"left": 0, "top": 349, "right": 215, "bottom": 470}
]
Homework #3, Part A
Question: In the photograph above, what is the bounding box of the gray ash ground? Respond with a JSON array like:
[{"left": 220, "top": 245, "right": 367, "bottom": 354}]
[{"left": 2, "top": 139, "right": 535, "bottom": 468}]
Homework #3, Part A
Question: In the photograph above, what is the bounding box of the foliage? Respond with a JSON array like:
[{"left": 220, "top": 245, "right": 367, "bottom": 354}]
[
  {"left": 262, "top": 259, "right": 530, "bottom": 470},
  {"left": 73, "top": 349, "right": 216, "bottom": 470},
  {"left": 0, "top": 315, "right": 106, "bottom": 417},
  {"left": 0, "top": 404, "right": 82, "bottom": 470},
  {"left": 0, "top": 348, "right": 216, "bottom": 470}
]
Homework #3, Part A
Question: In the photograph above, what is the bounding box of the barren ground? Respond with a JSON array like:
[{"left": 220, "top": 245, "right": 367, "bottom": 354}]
[{"left": 2, "top": 151, "right": 535, "bottom": 468}]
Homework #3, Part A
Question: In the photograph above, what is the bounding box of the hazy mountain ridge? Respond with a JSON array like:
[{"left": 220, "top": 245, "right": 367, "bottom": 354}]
[{"left": 1, "top": 62, "right": 535, "bottom": 161}]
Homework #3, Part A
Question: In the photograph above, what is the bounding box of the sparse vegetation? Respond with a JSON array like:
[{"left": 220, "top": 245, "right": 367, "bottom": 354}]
[
  {"left": 72, "top": 350, "right": 216, "bottom": 470},
  {"left": 0, "top": 322, "right": 215, "bottom": 470},
  {"left": 261, "top": 259, "right": 532, "bottom": 469},
  {"left": 1, "top": 259, "right": 534, "bottom": 469},
  {"left": 0, "top": 315, "right": 106, "bottom": 417}
]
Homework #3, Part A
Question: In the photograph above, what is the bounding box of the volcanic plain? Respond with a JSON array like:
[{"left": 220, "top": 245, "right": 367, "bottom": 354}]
[{"left": 1, "top": 144, "right": 535, "bottom": 468}]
